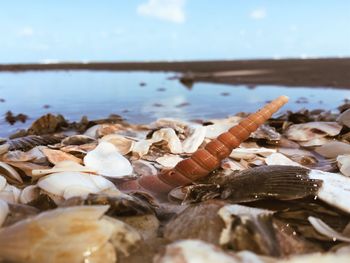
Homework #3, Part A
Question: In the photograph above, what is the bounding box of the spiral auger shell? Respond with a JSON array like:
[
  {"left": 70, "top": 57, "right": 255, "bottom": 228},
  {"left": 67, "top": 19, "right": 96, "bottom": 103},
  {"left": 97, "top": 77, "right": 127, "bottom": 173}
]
[{"left": 123, "top": 96, "right": 289, "bottom": 194}]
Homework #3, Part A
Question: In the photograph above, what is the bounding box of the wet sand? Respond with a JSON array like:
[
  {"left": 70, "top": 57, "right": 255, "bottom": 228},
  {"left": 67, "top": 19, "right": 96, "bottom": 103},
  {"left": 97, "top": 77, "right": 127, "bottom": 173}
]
[{"left": 1, "top": 58, "right": 350, "bottom": 89}]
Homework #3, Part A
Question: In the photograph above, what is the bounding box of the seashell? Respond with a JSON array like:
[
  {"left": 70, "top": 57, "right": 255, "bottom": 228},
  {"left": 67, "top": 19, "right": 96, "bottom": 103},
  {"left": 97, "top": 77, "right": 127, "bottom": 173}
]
[
  {"left": 19, "top": 185, "right": 40, "bottom": 204},
  {"left": 59, "top": 142, "right": 97, "bottom": 154},
  {"left": 205, "top": 116, "right": 241, "bottom": 139},
  {"left": 164, "top": 200, "right": 226, "bottom": 245},
  {"left": 337, "top": 155, "right": 350, "bottom": 177},
  {"left": 7, "top": 135, "right": 65, "bottom": 151},
  {"left": 132, "top": 140, "right": 153, "bottom": 158},
  {"left": 5, "top": 161, "right": 50, "bottom": 178},
  {"left": 0, "top": 161, "right": 23, "bottom": 184},
  {"left": 61, "top": 135, "right": 95, "bottom": 145},
  {"left": 100, "top": 134, "right": 135, "bottom": 155},
  {"left": 0, "top": 205, "right": 140, "bottom": 263},
  {"left": 149, "top": 118, "right": 188, "bottom": 134},
  {"left": 156, "top": 155, "right": 183, "bottom": 169},
  {"left": 308, "top": 216, "right": 350, "bottom": 243},
  {"left": 84, "top": 141, "right": 133, "bottom": 178},
  {"left": 41, "top": 148, "right": 82, "bottom": 164},
  {"left": 83, "top": 124, "right": 101, "bottom": 138},
  {"left": 37, "top": 171, "right": 117, "bottom": 199},
  {"left": 132, "top": 160, "right": 158, "bottom": 177},
  {"left": 230, "top": 147, "right": 276, "bottom": 160},
  {"left": 119, "top": 213, "right": 160, "bottom": 240},
  {"left": 121, "top": 96, "right": 289, "bottom": 194},
  {"left": 2, "top": 147, "right": 47, "bottom": 164},
  {"left": 150, "top": 128, "right": 183, "bottom": 154},
  {"left": 28, "top": 113, "right": 67, "bottom": 135},
  {"left": 309, "top": 169, "right": 350, "bottom": 214},
  {"left": 337, "top": 108, "right": 350, "bottom": 128},
  {"left": 285, "top": 122, "right": 342, "bottom": 142},
  {"left": 221, "top": 158, "right": 246, "bottom": 171},
  {"left": 315, "top": 141, "right": 350, "bottom": 158},
  {"left": 265, "top": 153, "right": 302, "bottom": 167},
  {"left": 0, "top": 184, "right": 21, "bottom": 203},
  {"left": 250, "top": 124, "right": 281, "bottom": 141},
  {"left": 182, "top": 125, "right": 206, "bottom": 153},
  {"left": 298, "top": 137, "right": 331, "bottom": 147},
  {"left": 0, "top": 143, "right": 9, "bottom": 155},
  {"left": 0, "top": 199, "right": 9, "bottom": 227},
  {"left": 154, "top": 239, "right": 238, "bottom": 263},
  {"left": 32, "top": 160, "right": 97, "bottom": 177}
]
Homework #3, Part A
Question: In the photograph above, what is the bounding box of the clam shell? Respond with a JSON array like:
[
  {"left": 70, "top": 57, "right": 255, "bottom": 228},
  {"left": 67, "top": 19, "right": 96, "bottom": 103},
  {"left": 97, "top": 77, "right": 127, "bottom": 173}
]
[
  {"left": 150, "top": 128, "right": 182, "bottom": 154},
  {"left": 315, "top": 141, "right": 350, "bottom": 158},
  {"left": 32, "top": 160, "right": 96, "bottom": 177},
  {"left": 42, "top": 148, "right": 82, "bottom": 164},
  {"left": 0, "top": 184, "right": 21, "bottom": 203},
  {"left": 84, "top": 141, "right": 133, "bottom": 178},
  {"left": 37, "top": 171, "right": 117, "bottom": 199},
  {"left": 19, "top": 185, "right": 40, "bottom": 204},
  {"left": 5, "top": 161, "right": 50, "bottom": 178},
  {"left": 100, "top": 134, "right": 135, "bottom": 155},
  {"left": 0, "top": 161, "right": 23, "bottom": 184},
  {"left": 337, "top": 108, "right": 350, "bottom": 128}
]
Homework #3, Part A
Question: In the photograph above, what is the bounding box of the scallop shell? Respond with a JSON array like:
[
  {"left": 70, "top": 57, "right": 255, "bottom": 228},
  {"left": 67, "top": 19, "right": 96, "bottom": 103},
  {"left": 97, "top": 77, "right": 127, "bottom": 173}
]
[
  {"left": 84, "top": 141, "right": 133, "bottom": 178},
  {"left": 37, "top": 171, "right": 117, "bottom": 199}
]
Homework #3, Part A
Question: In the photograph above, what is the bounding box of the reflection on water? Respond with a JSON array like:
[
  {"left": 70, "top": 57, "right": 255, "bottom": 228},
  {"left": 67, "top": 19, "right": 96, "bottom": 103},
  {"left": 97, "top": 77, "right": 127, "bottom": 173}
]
[{"left": 0, "top": 72, "right": 349, "bottom": 137}]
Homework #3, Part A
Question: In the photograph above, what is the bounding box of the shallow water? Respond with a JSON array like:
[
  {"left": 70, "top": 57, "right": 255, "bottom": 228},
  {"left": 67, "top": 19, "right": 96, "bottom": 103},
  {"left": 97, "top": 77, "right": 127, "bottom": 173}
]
[{"left": 1, "top": 71, "right": 349, "bottom": 137}]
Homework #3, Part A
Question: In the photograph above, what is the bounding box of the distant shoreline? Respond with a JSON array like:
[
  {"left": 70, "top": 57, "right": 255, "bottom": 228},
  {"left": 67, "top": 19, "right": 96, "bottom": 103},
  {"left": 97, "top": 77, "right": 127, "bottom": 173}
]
[{"left": 1, "top": 58, "right": 350, "bottom": 89}]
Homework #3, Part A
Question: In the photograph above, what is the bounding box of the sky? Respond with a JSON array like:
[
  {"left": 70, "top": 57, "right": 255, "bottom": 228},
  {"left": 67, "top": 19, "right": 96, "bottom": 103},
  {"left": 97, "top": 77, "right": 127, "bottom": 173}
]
[{"left": 1, "top": 0, "right": 350, "bottom": 63}]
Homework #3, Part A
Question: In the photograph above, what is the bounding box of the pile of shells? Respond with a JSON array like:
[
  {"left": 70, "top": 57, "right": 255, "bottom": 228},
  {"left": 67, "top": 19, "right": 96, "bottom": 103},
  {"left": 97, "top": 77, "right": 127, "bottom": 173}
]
[{"left": 1, "top": 101, "right": 350, "bottom": 263}]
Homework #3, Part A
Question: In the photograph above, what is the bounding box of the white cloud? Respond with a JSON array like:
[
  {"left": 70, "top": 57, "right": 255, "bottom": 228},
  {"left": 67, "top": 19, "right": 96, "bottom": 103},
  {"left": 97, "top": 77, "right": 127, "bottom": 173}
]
[
  {"left": 250, "top": 8, "right": 266, "bottom": 20},
  {"left": 18, "top": 26, "right": 34, "bottom": 37},
  {"left": 137, "top": 0, "right": 186, "bottom": 23}
]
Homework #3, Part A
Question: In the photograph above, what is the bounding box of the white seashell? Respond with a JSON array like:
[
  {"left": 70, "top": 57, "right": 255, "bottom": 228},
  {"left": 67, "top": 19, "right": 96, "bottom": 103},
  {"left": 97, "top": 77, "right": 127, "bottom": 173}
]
[
  {"left": 265, "top": 153, "right": 302, "bottom": 167},
  {"left": 309, "top": 169, "right": 350, "bottom": 214},
  {"left": 315, "top": 141, "right": 350, "bottom": 158},
  {"left": 41, "top": 148, "right": 82, "bottom": 165},
  {"left": 230, "top": 147, "right": 276, "bottom": 160},
  {"left": 150, "top": 128, "right": 183, "bottom": 154},
  {"left": 156, "top": 155, "right": 183, "bottom": 168},
  {"left": 84, "top": 141, "right": 133, "bottom": 178},
  {"left": 337, "top": 155, "right": 350, "bottom": 177},
  {"left": 0, "top": 184, "right": 21, "bottom": 203},
  {"left": 132, "top": 160, "right": 158, "bottom": 177},
  {"left": 0, "top": 199, "right": 9, "bottom": 227},
  {"left": 32, "top": 160, "right": 97, "bottom": 177},
  {"left": 182, "top": 125, "right": 206, "bottom": 153},
  {"left": 19, "top": 185, "right": 40, "bottom": 204},
  {"left": 100, "top": 134, "right": 135, "bottom": 155},
  {"left": 132, "top": 140, "right": 152, "bottom": 158},
  {"left": 84, "top": 124, "right": 101, "bottom": 138},
  {"left": 0, "top": 161, "right": 23, "bottom": 184},
  {"left": 155, "top": 239, "right": 238, "bottom": 263},
  {"left": 38, "top": 171, "right": 117, "bottom": 199},
  {"left": 221, "top": 159, "right": 245, "bottom": 171},
  {"left": 2, "top": 146, "right": 47, "bottom": 163},
  {"left": 337, "top": 109, "right": 350, "bottom": 128},
  {"left": 285, "top": 122, "right": 342, "bottom": 142},
  {"left": 0, "top": 175, "right": 6, "bottom": 192}
]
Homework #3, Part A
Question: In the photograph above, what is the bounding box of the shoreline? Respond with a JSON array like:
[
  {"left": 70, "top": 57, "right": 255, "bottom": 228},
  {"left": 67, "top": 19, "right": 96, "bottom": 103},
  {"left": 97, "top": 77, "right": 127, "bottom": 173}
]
[{"left": 0, "top": 58, "right": 350, "bottom": 89}]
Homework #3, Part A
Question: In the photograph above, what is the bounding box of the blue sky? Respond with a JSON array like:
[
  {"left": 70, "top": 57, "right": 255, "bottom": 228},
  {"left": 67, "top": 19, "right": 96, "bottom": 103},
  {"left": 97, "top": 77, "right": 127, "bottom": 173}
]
[{"left": 1, "top": 0, "right": 350, "bottom": 63}]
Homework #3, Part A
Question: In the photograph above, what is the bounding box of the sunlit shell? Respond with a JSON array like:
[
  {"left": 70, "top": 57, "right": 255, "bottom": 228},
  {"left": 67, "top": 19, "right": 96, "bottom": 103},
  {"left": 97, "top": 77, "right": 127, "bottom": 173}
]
[
  {"left": 132, "top": 160, "right": 158, "bottom": 177},
  {"left": 150, "top": 128, "right": 183, "bottom": 154},
  {"left": 132, "top": 140, "right": 153, "bottom": 159},
  {"left": 221, "top": 158, "right": 246, "bottom": 171},
  {"left": 5, "top": 161, "right": 50, "bottom": 178},
  {"left": 37, "top": 171, "right": 117, "bottom": 199},
  {"left": 0, "top": 205, "right": 120, "bottom": 263},
  {"left": 0, "top": 199, "right": 9, "bottom": 227},
  {"left": 83, "top": 124, "right": 101, "bottom": 138},
  {"left": 156, "top": 155, "right": 183, "bottom": 169},
  {"left": 19, "top": 185, "right": 40, "bottom": 204},
  {"left": 0, "top": 184, "right": 21, "bottom": 203},
  {"left": 337, "top": 108, "right": 350, "bottom": 128},
  {"left": 32, "top": 160, "right": 97, "bottom": 177},
  {"left": 230, "top": 147, "right": 276, "bottom": 160},
  {"left": 149, "top": 118, "right": 188, "bottom": 134},
  {"left": 315, "top": 141, "right": 350, "bottom": 158},
  {"left": 59, "top": 142, "right": 97, "bottom": 154},
  {"left": 0, "top": 161, "right": 23, "bottom": 184},
  {"left": 285, "top": 122, "right": 342, "bottom": 142},
  {"left": 205, "top": 116, "right": 241, "bottom": 139},
  {"left": 84, "top": 141, "right": 133, "bottom": 178},
  {"left": 42, "top": 148, "right": 82, "bottom": 165},
  {"left": 154, "top": 240, "right": 237, "bottom": 263},
  {"left": 337, "top": 155, "right": 350, "bottom": 177},
  {"left": 182, "top": 125, "right": 206, "bottom": 153},
  {"left": 100, "top": 134, "right": 135, "bottom": 155},
  {"left": 265, "top": 153, "right": 302, "bottom": 167}
]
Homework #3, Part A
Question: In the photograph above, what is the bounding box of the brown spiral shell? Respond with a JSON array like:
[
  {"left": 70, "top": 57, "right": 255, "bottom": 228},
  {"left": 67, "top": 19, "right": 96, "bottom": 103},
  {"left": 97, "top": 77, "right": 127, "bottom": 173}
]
[{"left": 121, "top": 96, "right": 289, "bottom": 194}]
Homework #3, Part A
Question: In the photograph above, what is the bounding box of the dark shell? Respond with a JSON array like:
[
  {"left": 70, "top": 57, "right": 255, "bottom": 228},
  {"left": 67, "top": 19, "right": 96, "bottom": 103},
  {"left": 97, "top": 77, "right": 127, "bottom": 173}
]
[
  {"left": 28, "top": 113, "right": 68, "bottom": 135},
  {"left": 163, "top": 200, "right": 226, "bottom": 245},
  {"left": 6, "top": 135, "right": 65, "bottom": 151}
]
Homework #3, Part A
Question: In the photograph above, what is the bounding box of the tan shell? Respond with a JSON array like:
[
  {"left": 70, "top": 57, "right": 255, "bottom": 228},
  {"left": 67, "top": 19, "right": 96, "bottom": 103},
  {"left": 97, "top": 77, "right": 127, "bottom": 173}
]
[
  {"left": 42, "top": 148, "right": 82, "bottom": 165},
  {"left": 32, "top": 160, "right": 96, "bottom": 177},
  {"left": 100, "top": 134, "right": 135, "bottom": 155}
]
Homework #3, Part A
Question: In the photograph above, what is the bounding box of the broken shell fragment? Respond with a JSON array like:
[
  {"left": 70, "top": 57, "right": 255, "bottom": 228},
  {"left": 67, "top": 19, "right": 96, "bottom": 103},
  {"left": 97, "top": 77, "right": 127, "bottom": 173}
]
[
  {"left": 32, "top": 160, "right": 96, "bottom": 177},
  {"left": 84, "top": 141, "right": 133, "bottom": 178},
  {"left": 182, "top": 125, "right": 206, "bottom": 153},
  {"left": 37, "top": 171, "right": 117, "bottom": 200}
]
